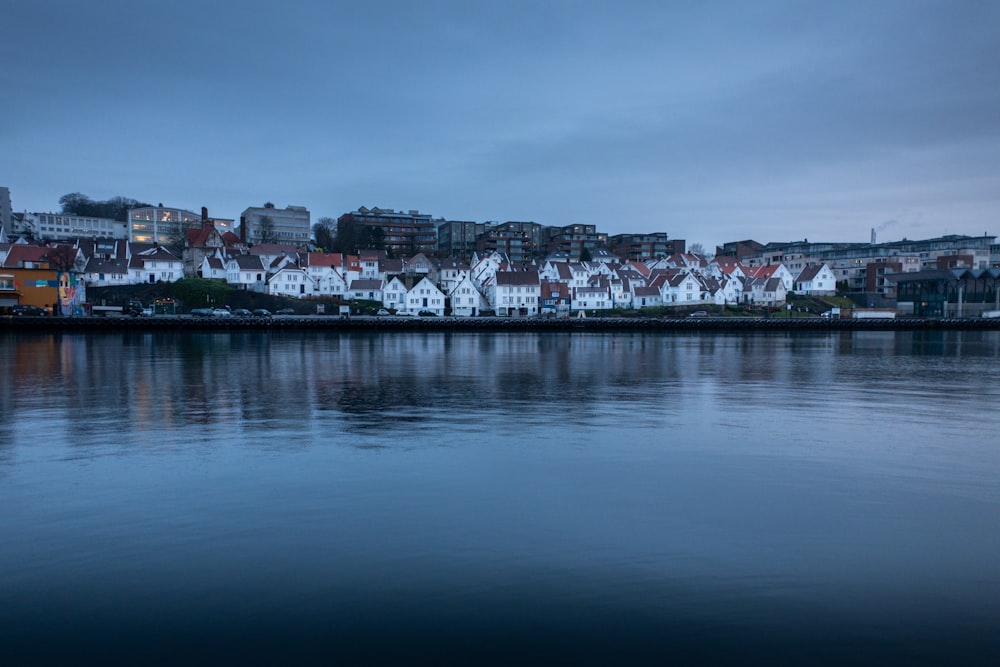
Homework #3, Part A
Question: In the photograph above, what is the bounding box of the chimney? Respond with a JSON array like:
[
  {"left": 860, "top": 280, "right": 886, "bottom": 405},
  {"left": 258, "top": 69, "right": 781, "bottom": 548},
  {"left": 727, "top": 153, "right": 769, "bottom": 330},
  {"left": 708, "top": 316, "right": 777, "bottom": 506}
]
[
  {"left": 201, "top": 207, "right": 209, "bottom": 223},
  {"left": 240, "top": 216, "right": 246, "bottom": 244},
  {"left": 871, "top": 228, "right": 876, "bottom": 245}
]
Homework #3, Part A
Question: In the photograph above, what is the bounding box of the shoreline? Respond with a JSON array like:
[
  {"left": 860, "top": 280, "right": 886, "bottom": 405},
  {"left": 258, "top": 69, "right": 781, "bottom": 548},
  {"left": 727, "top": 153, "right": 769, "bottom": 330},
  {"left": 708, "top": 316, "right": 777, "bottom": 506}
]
[{"left": 5, "top": 315, "right": 1000, "bottom": 333}]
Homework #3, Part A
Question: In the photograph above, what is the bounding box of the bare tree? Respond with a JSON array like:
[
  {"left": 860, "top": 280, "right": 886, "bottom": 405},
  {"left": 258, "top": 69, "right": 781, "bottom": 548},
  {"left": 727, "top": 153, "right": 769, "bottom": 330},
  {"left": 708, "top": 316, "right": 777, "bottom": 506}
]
[
  {"left": 312, "top": 217, "right": 336, "bottom": 250},
  {"left": 257, "top": 215, "right": 277, "bottom": 244}
]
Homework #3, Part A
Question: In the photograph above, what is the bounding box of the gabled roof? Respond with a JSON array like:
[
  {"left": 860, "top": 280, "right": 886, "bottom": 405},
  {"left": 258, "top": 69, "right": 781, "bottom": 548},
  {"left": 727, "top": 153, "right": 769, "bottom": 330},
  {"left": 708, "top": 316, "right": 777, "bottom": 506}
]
[
  {"left": 231, "top": 255, "right": 265, "bottom": 270},
  {"left": 539, "top": 280, "right": 570, "bottom": 299},
  {"left": 496, "top": 270, "right": 540, "bottom": 286},
  {"left": 306, "top": 252, "right": 342, "bottom": 268},
  {"left": 633, "top": 286, "right": 660, "bottom": 297},
  {"left": 795, "top": 265, "right": 826, "bottom": 282},
  {"left": 2, "top": 244, "right": 51, "bottom": 268},
  {"left": 185, "top": 223, "right": 221, "bottom": 248},
  {"left": 84, "top": 257, "right": 129, "bottom": 274},
  {"left": 349, "top": 279, "right": 383, "bottom": 290}
]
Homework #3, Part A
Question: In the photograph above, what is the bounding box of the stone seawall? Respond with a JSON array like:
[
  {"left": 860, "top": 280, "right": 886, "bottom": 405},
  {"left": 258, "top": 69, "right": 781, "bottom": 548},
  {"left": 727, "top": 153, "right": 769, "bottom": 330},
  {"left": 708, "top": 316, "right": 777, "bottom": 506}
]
[{"left": 5, "top": 315, "right": 1000, "bottom": 333}]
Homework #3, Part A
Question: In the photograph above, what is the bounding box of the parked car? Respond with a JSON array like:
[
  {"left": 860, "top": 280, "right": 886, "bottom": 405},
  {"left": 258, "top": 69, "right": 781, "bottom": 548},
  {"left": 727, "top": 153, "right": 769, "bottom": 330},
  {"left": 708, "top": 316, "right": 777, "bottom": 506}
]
[
  {"left": 688, "top": 311, "right": 709, "bottom": 318},
  {"left": 376, "top": 309, "right": 391, "bottom": 316},
  {"left": 275, "top": 308, "right": 295, "bottom": 315},
  {"left": 12, "top": 304, "right": 47, "bottom": 316},
  {"left": 190, "top": 308, "right": 214, "bottom": 317},
  {"left": 418, "top": 310, "right": 438, "bottom": 317},
  {"left": 232, "top": 308, "right": 252, "bottom": 317},
  {"left": 252, "top": 309, "right": 272, "bottom": 318},
  {"left": 213, "top": 308, "right": 231, "bottom": 317}
]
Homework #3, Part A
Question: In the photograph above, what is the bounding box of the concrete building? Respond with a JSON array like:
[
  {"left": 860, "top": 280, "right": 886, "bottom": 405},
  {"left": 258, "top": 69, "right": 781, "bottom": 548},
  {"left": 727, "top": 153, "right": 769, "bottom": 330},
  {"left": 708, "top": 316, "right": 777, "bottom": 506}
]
[
  {"left": 21, "top": 211, "right": 126, "bottom": 240},
  {"left": 128, "top": 206, "right": 201, "bottom": 245},
  {"left": 241, "top": 204, "right": 311, "bottom": 246}
]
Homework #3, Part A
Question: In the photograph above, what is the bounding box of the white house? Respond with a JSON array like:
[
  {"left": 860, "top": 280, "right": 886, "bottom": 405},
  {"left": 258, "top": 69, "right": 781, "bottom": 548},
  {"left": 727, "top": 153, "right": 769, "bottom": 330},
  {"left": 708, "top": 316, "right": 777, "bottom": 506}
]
[
  {"left": 492, "top": 270, "right": 540, "bottom": 316},
  {"left": 794, "top": 264, "right": 837, "bottom": 296},
  {"left": 268, "top": 265, "right": 316, "bottom": 298},
  {"left": 129, "top": 246, "right": 183, "bottom": 284},
  {"left": 348, "top": 278, "right": 384, "bottom": 302},
  {"left": 199, "top": 254, "right": 227, "bottom": 281},
  {"left": 449, "top": 276, "right": 488, "bottom": 317},
  {"left": 655, "top": 270, "right": 703, "bottom": 305},
  {"left": 573, "top": 285, "right": 612, "bottom": 311},
  {"left": 405, "top": 276, "right": 445, "bottom": 315},
  {"left": 83, "top": 257, "right": 131, "bottom": 287},
  {"left": 632, "top": 286, "right": 662, "bottom": 309},
  {"left": 226, "top": 255, "right": 266, "bottom": 292},
  {"left": 745, "top": 277, "right": 788, "bottom": 306},
  {"left": 382, "top": 277, "right": 408, "bottom": 312}
]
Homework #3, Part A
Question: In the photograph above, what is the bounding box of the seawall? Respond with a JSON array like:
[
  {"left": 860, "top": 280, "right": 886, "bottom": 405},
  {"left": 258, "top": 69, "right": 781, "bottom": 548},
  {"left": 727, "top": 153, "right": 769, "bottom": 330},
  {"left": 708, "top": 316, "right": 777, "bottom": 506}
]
[{"left": 5, "top": 315, "right": 1000, "bottom": 333}]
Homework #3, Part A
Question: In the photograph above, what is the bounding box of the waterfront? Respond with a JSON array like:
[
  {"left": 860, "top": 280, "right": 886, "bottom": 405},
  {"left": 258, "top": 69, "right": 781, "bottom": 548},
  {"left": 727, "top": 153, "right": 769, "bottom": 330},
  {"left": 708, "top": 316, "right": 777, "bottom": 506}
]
[{"left": 2, "top": 330, "right": 1000, "bottom": 665}]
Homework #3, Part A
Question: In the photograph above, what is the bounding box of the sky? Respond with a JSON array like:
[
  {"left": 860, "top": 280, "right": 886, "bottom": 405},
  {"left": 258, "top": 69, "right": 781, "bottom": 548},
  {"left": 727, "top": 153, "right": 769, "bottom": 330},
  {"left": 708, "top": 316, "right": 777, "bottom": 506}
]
[{"left": 4, "top": 0, "right": 1000, "bottom": 251}]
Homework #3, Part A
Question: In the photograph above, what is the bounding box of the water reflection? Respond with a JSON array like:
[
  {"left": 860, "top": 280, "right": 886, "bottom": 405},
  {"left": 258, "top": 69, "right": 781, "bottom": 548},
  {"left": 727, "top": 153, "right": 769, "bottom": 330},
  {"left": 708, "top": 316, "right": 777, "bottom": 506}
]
[{"left": 3, "top": 330, "right": 1000, "bottom": 663}]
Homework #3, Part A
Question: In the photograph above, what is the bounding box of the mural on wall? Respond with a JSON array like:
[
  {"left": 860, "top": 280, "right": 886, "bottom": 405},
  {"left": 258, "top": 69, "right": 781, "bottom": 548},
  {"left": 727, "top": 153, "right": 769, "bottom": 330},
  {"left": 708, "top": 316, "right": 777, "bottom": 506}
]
[{"left": 58, "top": 272, "right": 86, "bottom": 316}]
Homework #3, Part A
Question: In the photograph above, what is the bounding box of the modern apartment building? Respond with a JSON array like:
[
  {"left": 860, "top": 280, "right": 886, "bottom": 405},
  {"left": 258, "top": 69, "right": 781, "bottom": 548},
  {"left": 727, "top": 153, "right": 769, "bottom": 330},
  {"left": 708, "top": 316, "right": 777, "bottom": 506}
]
[
  {"left": 542, "top": 224, "right": 607, "bottom": 260},
  {"left": 240, "top": 204, "right": 311, "bottom": 246},
  {"left": 437, "top": 220, "right": 487, "bottom": 260},
  {"left": 337, "top": 206, "right": 436, "bottom": 258},
  {"left": 608, "top": 233, "right": 684, "bottom": 261}
]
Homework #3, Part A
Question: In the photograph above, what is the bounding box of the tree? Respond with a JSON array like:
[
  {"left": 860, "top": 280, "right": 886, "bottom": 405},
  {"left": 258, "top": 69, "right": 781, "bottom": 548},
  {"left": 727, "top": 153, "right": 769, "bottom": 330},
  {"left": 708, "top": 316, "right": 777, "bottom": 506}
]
[
  {"left": 263, "top": 201, "right": 276, "bottom": 209},
  {"left": 312, "top": 217, "right": 336, "bottom": 250},
  {"left": 688, "top": 242, "right": 708, "bottom": 258},
  {"left": 579, "top": 247, "right": 593, "bottom": 262},
  {"left": 257, "top": 215, "right": 277, "bottom": 244},
  {"left": 59, "top": 192, "right": 151, "bottom": 222}
]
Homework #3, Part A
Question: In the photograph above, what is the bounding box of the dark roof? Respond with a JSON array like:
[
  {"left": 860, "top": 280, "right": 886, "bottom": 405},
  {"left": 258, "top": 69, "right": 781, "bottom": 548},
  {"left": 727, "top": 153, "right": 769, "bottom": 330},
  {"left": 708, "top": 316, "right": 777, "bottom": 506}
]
[{"left": 496, "top": 270, "right": 540, "bottom": 286}]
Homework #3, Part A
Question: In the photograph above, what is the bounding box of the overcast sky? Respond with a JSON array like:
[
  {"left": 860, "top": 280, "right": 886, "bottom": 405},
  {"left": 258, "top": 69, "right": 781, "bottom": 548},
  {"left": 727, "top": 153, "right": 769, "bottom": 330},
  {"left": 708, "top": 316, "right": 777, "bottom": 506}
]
[{"left": 4, "top": 0, "right": 1000, "bottom": 251}]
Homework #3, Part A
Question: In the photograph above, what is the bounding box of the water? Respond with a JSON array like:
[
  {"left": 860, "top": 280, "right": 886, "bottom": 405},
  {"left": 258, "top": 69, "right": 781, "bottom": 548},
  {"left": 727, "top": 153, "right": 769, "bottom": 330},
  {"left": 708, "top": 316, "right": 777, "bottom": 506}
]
[{"left": 2, "top": 330, "right": 999, "bottom": 665}]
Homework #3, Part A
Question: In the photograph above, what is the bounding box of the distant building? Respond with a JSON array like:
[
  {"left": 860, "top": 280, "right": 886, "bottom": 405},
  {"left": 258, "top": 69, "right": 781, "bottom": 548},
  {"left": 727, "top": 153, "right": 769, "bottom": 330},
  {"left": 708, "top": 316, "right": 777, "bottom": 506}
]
[
  {"left": 476, "top": 227, "right": 531, "bottom": 263},
  {"left": 21, "top": 211, "right": 126, "bottom": 240},
  {"left": 608, "top": 233, "right": 683, "bottom": 261},
  {"left": 715, "top": 239, "right": 764, "bottom": 261},
  {"left": 494, "top": 221, "right": 545, "bottom": 258},
  {"left": 128, "top": 206, "right": 201, "bottom": 245},
  {"left": 241, "top": 204, "right": 311, "bottom": 246},
  {"left": 542, "top": 224, "right": 607, "bottom": 261},
  {"left": 337, "top": 206, "right": 436, "bottom": 258},
  {"left": 437, "top": 220, "right": 487, "bottom": 260}
]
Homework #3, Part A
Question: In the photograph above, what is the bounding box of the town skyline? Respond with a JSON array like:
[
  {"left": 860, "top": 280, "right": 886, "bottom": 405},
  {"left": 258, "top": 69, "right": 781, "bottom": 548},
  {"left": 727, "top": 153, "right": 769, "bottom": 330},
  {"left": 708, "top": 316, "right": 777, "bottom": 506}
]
[{"left": 5, "top": 1, "right": 1000, "bottom": 251}]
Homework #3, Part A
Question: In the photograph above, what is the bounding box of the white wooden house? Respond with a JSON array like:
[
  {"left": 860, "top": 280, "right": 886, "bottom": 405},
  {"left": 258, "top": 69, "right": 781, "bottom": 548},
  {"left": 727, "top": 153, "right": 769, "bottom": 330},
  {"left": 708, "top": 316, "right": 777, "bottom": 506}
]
[
  {"left": 448, "top": 276, "right": 488, "bottom": 317},
  {"left": 226, "top": 255, "right": 266, "bottom": 292},
  {"left": 794, "top": 264, "right": 837, "bottom": 296},
  {"left": 382, "top": 277, "right": 408, "bottom": 312},
  {"left": 492, "top": 270, "right": 540, "bottom": 316},
  {"left": 404, "top": 276, "right": 445, "bottom": 315},
  {"left": 267, "top": 266, "right": 316, "bottom": 298}
]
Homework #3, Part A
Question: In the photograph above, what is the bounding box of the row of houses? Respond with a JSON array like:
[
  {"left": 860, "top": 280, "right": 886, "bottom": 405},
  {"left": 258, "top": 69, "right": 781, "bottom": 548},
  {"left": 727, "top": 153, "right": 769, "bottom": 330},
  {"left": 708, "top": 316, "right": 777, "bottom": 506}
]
[{"left": 2, "top": 217, "right": 841, "bottom": 315}]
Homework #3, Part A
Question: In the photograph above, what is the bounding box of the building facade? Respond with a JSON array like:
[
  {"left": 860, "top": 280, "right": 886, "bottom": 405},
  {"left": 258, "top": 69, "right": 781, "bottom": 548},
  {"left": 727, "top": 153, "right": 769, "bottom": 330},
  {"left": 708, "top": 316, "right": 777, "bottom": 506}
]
[
  {"left": 241, "top": 204, "right": 311, "bottom": 246},
  {"left": 437, "top": 220, "right": 487, "bottom": 260},
  {"left": 22, "top": 212, "right": 126, "bottom": 240},
  {"left": 608, "top": 233, "right": 683, "bottom": 261},
  {"left": 128, "top": 206, "right": 202, "bottom": 245},
  {"left": 337, "top": 206, "right": 436, "bottom": 258}
]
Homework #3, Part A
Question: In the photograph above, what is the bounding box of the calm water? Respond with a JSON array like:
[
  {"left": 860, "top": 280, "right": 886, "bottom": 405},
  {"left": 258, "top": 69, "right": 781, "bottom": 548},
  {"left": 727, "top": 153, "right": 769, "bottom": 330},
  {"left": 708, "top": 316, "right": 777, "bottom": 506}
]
[{"left": 2, "top": 330, "right": 999, "bottom": 665}]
